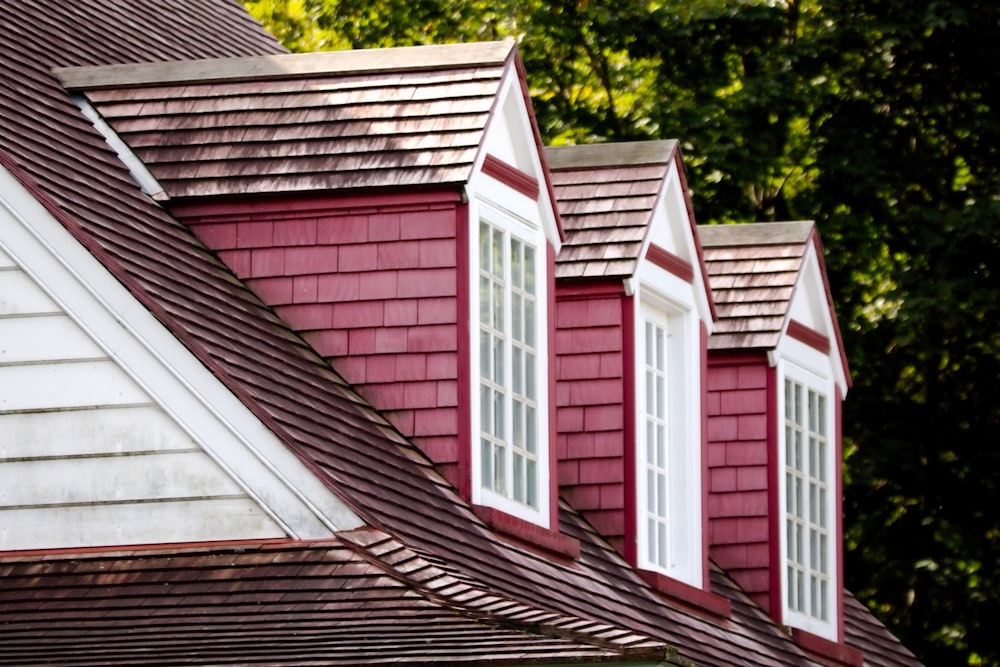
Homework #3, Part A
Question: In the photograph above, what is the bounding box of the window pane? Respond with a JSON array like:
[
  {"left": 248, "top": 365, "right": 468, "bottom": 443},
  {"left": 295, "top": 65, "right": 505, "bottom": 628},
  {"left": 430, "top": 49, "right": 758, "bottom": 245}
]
[
  {"left": 491, "top": 227, "right": 503, "bottom": 276},
  {"left": 480, "top": 385, "right": 491, "bottom": 433},
  {"left": 512, "top": 347, "right": 522, "bottom": 395},
  {"left": 493, "top": 337, "right": 504, "bottom": 385},
  {"left": 513, "top": 401, "right": 523, "bottom": 448},
  {"left": 513, "top": 452, "right": 524, "bottom": 502},
  {"left": 656, "top": 473, "right": 667, "bottom": 517},
  {"left": 524, "top": 245, "right": 535, "bottom": 295},
  {"left": 494, "top": 390, "right": 505, "bottom": 439},
  {"left": 479, "top": 276, "right": 490, "bottom": 325},
  {"left": 512, "top": 293, "right": 523, "bottom": 342},
  {"left": 525, "top": 352, "right": 536, "bottom": 401},
  {"left": 481, "top": 438, "right": 492, "bottom": 491},
  {"left": 526, "top": 459, "right": 537, "bottom": 508},
  {"left": 493, "top": 442, "right": 506, "bottom": 492},
  {"left": 511, "top": 239, "right": 522, "bottom": 289},
  {"left": 525, "top": 299, "right": 536, "bottom": 348},
  {"left": 657, "top": 523, "right": 667, "bottom": 568},
  {"left": 655, "top": 326, "right": 665, "bottom": 370},
  {"left": 479, "top": 222, "right": 490, "bottom": 268},
  {"left": 526, "top": 406, "right": 536, "bottom": 455},
  {"left": 646, "top": 469, "right": 655, "bottom": 515}
]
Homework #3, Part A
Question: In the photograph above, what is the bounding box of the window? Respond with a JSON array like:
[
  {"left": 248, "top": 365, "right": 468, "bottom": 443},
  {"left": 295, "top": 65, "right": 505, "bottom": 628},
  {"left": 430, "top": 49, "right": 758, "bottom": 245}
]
[
  {"left": 642, "top": 313, "right": 670, "bottom": 568},
  {"left": 475, "top": 211, "right": 548, "bottom": 525},
  {"left": 635, "top": 299, "right": 701, "bottom": 587},
  {"left": 781, "top": 362, "right": 836, "bottom": 637}
]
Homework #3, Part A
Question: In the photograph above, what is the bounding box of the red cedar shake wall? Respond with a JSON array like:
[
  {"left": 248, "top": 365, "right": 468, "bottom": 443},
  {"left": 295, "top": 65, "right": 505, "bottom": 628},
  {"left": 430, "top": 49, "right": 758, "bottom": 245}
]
[
  {"left": 173, "top": 193, "right": 464, "bottom": 485},
  {"left": 554, "top": 285, "right": 628, "bottom": 553},
  {"left": 706, "top": 353, "right": 775, "bottom": 613}
]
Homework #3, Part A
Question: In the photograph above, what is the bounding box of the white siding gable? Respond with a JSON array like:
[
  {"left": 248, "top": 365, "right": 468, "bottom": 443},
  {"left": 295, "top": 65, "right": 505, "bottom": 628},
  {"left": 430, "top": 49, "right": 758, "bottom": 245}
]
[{"left": 1, "top": 165, "right": 363, "bottom": 553}]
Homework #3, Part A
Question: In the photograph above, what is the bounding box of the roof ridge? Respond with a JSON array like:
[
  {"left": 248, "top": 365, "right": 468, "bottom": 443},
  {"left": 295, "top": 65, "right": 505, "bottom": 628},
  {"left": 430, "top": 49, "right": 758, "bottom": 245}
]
[
  {"left": 54, "top": 40, "right": 516, "bottom": 91},
  {"left": 698, "top": 220, "right": 814, "bottom": 247},
  {"left": 546, "top": 140, "right": 677, "bottom": 170}
]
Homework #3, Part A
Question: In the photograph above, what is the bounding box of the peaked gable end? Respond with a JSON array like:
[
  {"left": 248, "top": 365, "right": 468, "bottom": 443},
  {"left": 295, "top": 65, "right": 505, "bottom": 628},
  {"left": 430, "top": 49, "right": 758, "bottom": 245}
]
[{"left": 0, "top": 164, "right": 362, "bottom": 551}]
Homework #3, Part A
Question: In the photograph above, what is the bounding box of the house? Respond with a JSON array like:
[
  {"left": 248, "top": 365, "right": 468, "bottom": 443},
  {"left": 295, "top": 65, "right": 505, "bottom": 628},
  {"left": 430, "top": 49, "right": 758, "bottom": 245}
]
[{"left": 0, "top": 1, "right": 923, "bottom": 665}]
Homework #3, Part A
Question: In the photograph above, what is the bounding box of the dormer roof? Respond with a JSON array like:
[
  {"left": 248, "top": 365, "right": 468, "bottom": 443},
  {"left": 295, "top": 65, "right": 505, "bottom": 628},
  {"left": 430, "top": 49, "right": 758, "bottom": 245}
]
[
  {"left": 699, "top": 221, "right": 851, "bottom": 391},
  {"left": 54, "top": 42, "right": 518, "bottom": 200},
  {"left": 547, "top": 140, "right": 715, "bottom": 322},
  {"left": 548, "top": 141, "right": 675, "bottom": 280}
]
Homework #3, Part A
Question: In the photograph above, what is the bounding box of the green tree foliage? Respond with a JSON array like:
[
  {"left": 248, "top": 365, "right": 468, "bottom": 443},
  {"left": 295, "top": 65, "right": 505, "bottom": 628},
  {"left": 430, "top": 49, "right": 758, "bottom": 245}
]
[{"left": 241, "top": 1, "right": 1000, "bottom": 663}]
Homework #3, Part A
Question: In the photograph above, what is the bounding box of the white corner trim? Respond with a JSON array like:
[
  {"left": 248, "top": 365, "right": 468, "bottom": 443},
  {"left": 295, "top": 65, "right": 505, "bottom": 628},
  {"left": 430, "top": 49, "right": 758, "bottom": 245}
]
[
  {"left": 72, "top": 95, "right": 167, "bottom": 201},
  {"left": 0, "top": 164, "right": 364, "bottom": 538}
]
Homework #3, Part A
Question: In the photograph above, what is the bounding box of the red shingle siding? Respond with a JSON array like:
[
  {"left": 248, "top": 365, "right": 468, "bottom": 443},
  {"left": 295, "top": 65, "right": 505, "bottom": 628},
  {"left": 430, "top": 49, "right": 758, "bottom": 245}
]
[
  {"left": 706, "top": 353, "right": 776, "bottom": 612},
  {"left": 554, "top": 287, "right": 629, "bottom": 552},
  {"left": 176, "top": 194, "right": 463, "bottom": 480}
]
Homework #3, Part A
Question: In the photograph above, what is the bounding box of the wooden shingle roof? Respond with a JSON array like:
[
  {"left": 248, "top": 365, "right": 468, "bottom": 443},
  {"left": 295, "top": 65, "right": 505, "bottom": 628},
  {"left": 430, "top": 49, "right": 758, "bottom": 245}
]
[
  {"left": 54, "top": 43, "right": 515, "bottom": 199},
  {"left": 0, "top": 530, "right": 665, "bottom": 666},
  {"left": 547, "top": 140, "right": 676, "bottom": 279},
  {"left": 699, "top": 221, "right": 814, "bottom": 350},
  {"left": 0, "top": 2, "right": 911, "bottom": 665}
]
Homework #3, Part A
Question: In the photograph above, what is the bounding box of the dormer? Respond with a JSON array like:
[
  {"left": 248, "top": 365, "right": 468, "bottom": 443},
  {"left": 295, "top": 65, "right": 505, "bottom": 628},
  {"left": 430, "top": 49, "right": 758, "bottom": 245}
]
[
  {"left": 55, "top": 42, "right": 569, "bottom": 550},
  {"left": 699, "top": 221, "right": 858, "bottom": 664},
  {"left": 548, "top": 141, "right": 723, "bottom": 611}
]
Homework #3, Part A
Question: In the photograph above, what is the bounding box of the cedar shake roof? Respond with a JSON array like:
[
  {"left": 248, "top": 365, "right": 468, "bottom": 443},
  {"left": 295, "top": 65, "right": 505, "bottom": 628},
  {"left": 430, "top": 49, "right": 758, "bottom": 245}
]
[
  {"left": 843, "top": 592, "right": 924, "bottom": 667},
  {"left": 698, "top": 221, "right": 813, "bottom": 350},
  {"left": 0, "top": 530, "right": 664, "bottom": 666},
  {"left": 54, "top": 42, "right": 516, "bottom": 199},
  {"left": 1, "top": 2, "right": 911, "bottom": 665},
  {"left": 547, "top": 140, "right": 676, "bottom": 279}
]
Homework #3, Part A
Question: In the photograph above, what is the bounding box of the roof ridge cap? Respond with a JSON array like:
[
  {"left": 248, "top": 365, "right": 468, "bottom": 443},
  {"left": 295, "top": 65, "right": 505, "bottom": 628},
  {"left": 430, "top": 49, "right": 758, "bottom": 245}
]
[
  {"left": 546, "top": 140, "right": 678, "bottom": 170},
  {"left": 54, "top": 40, "right": 516, "bottom": 91},
  {"left": 698, "top": 220, "right": 815, "bottom": 247}
]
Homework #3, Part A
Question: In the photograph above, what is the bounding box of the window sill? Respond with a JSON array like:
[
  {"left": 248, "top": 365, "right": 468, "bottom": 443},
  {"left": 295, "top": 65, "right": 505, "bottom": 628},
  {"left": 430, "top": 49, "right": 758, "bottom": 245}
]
[
  {"left": 790, "top": 627, "right": 864, "bottom": 667},
  {"left": 637, "top": 569, "right": 732, "bottom": 619},
  {"left": 472, "top": 505, "right": 580, "bottom": 559}
]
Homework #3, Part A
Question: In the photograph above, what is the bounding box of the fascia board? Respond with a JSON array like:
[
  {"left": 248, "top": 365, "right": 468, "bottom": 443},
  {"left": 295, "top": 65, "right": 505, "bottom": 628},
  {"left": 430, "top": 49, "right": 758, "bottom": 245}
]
[{"left": 0, "top": 163, "right": 364, "bottom": 538}]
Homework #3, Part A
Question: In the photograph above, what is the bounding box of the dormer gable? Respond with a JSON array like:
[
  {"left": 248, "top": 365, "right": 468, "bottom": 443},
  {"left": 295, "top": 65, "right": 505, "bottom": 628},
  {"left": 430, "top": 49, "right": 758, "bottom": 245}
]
[
  {"left": 700, "top": 220, "right": 856, "bottom": 660},
  {"left": 549, "top": 141, "right": 725, "bottom": 613}
]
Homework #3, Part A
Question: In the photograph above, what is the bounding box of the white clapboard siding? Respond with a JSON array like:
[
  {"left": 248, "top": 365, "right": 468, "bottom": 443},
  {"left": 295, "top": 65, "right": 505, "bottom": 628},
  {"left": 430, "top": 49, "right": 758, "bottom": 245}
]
[
  {"left": 0, "top": 313, "right": 106, "bottom": 364},
  {"left": 0, "top": 359, "right": 152, "bottom": 412},
  {"left": 0, "top": 267, "right": 59, "bottom": 315},
  {"left": 0, "top": 405, "right": 196, "bottom": 459},
  {"left": 0, "top": 247, "right": 14, "bottom": 267},
  {"left": 0, "top": 261, "right": 286, "bottom": 550},
  {"left": 0, "top": 499, "right": 280, "bottom": 551},
  {"left": 1, "top": 450, "right": 246, "bottom": 506}
]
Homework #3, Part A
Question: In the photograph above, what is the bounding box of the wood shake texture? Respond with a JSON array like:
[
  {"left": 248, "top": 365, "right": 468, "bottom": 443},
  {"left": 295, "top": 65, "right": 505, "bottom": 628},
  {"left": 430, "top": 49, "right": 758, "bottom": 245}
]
[
  {"left": 699, "top": 221, "right": 814, "bottom": 351},
  {"left": 0, "top": 1, "right": 922, "bottom": 665},
  {"left": 548, "top": 141, "right": 675, "bottom": 280}
]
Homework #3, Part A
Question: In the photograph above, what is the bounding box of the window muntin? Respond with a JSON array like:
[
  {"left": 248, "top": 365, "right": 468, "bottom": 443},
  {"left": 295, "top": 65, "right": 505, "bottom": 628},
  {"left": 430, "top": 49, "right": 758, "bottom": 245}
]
[
  {"left": 780, "top": 361, "right": 836, "bottom": 637},
  {"left": 476, "top": 215, "right": 546, "bottom": 522}
]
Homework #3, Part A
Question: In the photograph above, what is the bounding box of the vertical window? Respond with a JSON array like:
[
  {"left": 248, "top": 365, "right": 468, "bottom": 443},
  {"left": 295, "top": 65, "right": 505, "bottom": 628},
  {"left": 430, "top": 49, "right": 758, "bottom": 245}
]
[
  {"left": 635, "top": 300, "right": 701, "bottom": 588},
  {"left": 478, "top": 218, "right": 542, "bottom": 516},
  {"left": 783, "top": 373, "right": 833, "bottom": 629},
  {"left": 643, "top": 316, "right": 669, "bottom": 568}
]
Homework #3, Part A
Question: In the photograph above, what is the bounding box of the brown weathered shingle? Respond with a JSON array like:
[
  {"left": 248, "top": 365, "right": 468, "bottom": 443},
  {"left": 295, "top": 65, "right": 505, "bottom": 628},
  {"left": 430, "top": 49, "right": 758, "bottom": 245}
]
[
  {"left": 0, "top": 3, "right": 907, "bottom": 665},
  {"left": 699, "top": 221, "right": 814, "bottom": 350},
  {"left": 55, "top": 44, "right": 515, "bottom": 199},
  {"left": 548, "top": 141, "right": 676, "bottom": 280}
]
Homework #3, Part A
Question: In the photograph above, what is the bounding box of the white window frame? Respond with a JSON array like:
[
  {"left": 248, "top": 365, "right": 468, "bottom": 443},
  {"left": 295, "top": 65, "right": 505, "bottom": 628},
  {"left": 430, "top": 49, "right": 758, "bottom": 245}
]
[
  {"left": 634, "top": 292, "right": 702, "bottom": 588},
  {"left": 471, "top": 199, "right": 550, "bottom": 527},
  {"left": 778, "top": 352, "right": 837, "bottom": 640}
]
